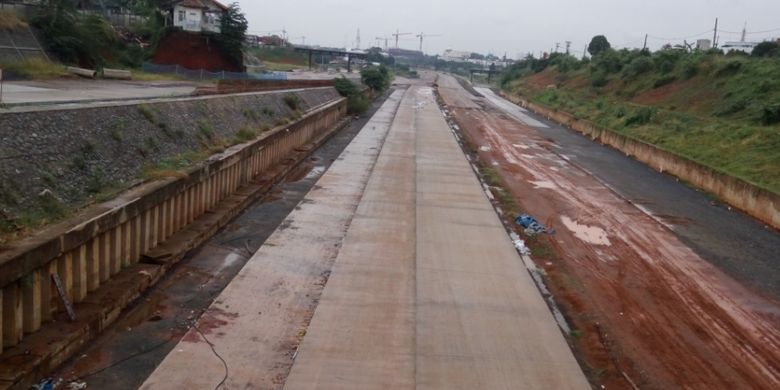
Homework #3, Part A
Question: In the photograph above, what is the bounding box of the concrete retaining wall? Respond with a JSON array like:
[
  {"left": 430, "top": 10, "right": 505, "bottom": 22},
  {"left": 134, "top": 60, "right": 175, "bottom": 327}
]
[
  {"left": 0, "top": 97, "right": 347, "bottom": 351},
  {"left": 499, "top": 92, "right": 780, "bottom": 231},
  {"left": 0, "top": 88, "right": 341, "bottom": 234}
]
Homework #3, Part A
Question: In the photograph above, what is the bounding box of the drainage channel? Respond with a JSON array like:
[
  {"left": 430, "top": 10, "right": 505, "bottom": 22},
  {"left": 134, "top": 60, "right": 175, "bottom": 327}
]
[{"left": 48, "top": 91, "right": 393, "bottom": 390}]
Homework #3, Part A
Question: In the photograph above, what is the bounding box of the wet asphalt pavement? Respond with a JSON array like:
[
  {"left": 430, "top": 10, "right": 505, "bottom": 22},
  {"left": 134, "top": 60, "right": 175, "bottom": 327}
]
[
  {"left": 479, "top": 87, "right": 780, "bottom": 299},
  {"left": 51, "top": 91, "right": 391, "bottom": 389}
]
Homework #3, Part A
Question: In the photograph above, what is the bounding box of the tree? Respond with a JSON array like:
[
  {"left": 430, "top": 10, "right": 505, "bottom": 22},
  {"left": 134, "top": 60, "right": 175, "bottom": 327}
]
[
  {"left": 588, "top": 35, "right": 611, "bottom": 57},
  {"left": 752, "top": 41, "right": 779, "bottom": 57},
  {"left": 217, "top": 2, "right": 248, "bottom": 67},
  {"left": 361, "top": 65, "right": 391, "bottom": 92}
]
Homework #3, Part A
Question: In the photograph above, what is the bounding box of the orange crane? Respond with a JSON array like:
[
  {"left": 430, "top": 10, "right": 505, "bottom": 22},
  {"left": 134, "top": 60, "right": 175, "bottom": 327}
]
[
  {"left": 416, "top": 33, "right": 442, "bottom": 52},
  {"left": 392, "top": 29, "right": 413, "bottom": 48}
]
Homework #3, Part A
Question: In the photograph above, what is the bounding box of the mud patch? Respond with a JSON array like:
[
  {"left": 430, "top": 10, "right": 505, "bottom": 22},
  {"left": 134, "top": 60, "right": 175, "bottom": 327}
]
[{"left": 560, "top": 216, "right": 611, "bottom": 246}]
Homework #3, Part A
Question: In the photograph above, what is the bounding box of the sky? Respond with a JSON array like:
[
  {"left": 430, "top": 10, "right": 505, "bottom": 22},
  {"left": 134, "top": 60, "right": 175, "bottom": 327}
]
[{"left": 234, "top": 0, "right": 780, "bottom": 59}]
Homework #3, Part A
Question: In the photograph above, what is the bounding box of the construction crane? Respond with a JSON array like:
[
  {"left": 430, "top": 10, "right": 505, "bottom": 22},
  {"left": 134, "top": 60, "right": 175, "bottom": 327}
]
[
  {"left": 416, "top": 33, "right": 442, "bottom": 52},
  {"left": 375, "top": 36, "right": 391, "bottom": 50},
  {"left": 392, "top": 29, "right": 413, "bottom": 48}
]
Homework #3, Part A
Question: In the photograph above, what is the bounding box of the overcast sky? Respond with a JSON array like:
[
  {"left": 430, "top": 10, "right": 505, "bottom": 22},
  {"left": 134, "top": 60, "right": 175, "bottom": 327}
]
[{"left": 234, "top": 0, "right": 780, "bottom": 58}]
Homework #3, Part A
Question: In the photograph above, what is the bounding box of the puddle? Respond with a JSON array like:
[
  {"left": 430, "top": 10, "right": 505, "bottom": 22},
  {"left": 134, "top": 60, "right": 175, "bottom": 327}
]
[
  {"left": 512, "top": 143, "right": 530, "bottom": 150},
  {"left": 479, "top": 145, "right": 492, "bottom": 152},
  {"left": 560, "top": 215, "right": 611, "bottom": 246},
  {"left": 530, "top": 180, "right": 557, "bottom": 190},
  {"left": 304, "top": 165, "right": 326, "bottom": 180}
]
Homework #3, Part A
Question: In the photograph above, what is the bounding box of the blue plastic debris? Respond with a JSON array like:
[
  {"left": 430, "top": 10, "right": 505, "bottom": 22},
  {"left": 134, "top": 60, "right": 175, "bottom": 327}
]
[
  {"left": 32, "top": 379, "right": 54, "bottom": 390},
  {"left": 515, "top": 214, "right": 555, "bottom": 236}
]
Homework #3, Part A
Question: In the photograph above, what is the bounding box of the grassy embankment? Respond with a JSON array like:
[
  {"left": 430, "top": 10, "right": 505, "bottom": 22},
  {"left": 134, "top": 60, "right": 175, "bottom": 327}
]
[
  {"left": 502, "top": 50, "right": 780, "bottom": 193},
  {"left": 247, "top": 46, "right": 309, "bottom": 71}
]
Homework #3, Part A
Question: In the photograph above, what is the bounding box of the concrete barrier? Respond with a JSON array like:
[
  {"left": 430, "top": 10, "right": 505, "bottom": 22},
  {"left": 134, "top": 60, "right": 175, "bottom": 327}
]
[
  {"left": 499, "top": 91, "right": 780, "bottom": 231},
  {"left": 102, "top": 68, "right": 132, "bottom": 80},
  {"left": 66, "top": 66, "right": 96, "bottom": 79},
  {"left": 0, "top": 97, "right": 347, "bottom": 356}
]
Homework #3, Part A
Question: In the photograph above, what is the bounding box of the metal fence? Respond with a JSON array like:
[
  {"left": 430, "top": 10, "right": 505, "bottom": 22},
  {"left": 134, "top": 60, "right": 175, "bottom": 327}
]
[{"left": 142, "top": 62, "right": 287, "bottom": 81}]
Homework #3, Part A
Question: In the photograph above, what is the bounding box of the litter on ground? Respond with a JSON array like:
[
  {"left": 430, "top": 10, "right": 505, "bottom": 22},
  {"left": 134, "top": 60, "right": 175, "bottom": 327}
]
[{"left": 515, "top": 214, "right": 555, "bottom": 236}]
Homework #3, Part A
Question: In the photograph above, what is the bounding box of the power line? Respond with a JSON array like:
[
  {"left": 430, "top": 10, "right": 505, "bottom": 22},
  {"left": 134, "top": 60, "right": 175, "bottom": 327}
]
[
  {"left": 720, "top": 26, "right": 780, "bottom": 35},
  {"left": 647, "top": 29, "right": 713, "bottom": 41}
]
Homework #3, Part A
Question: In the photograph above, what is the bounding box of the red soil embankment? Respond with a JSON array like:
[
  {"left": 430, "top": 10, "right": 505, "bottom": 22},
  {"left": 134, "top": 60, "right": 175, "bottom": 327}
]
[{"left": 153, "top": 30, "right": 243, "bottom": 72}]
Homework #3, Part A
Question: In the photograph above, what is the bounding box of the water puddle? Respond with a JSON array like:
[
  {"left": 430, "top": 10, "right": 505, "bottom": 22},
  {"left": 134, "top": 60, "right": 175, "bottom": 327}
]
[
  {"left": 530, "top": 180, "right": 557, "bottom": 190},
  {"left": 560, "top": 215, "right": 611, "bottom": 246},
  {"left": 304, "top": 165, "right": 326, "bottom": 180}
]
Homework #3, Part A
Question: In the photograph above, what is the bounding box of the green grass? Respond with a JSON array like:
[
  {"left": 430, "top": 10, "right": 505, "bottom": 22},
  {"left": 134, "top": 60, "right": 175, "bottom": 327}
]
[
  {"left": 131, "top": 70, "right": 185, "bottom": 81},
  {"left": 0, "top": 58, "right": 69, "bottom": 79},
  {"left": 0, "top": 10, "right": 27, "bottom": 30},
  {"left": 248, "top": 46, "right": 308, "bottom": 65},
  {"left": 261, "top": 61, "right": 308, "bottom": 71},
  {"left": 508, "top": 55, "right": 780, "bottom": 193}
]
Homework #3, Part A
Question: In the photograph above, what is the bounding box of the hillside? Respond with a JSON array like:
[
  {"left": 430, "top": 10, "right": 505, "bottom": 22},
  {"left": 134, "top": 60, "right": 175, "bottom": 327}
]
[{"left": 501, "top": 48, "right": 780, "bottom": 193}]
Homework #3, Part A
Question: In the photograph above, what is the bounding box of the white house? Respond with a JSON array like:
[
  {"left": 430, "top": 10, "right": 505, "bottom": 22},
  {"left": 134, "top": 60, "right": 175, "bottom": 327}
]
[
  {"left": 720, "top": 41, "right": 759, "bottom": 54},
  {"left": 441, "top": 49, "right": 471, "bottom": 62},
  {"left": 170, "top": 0, "right": 227, "bottom": 33}
]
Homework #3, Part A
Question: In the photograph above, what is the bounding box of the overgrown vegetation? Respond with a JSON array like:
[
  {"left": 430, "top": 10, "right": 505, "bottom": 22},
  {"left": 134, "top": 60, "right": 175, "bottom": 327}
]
[
  {"left": 283, "top": 93, "right": 302, "bottom": 110},
  {"left": 0, "top": 58, "right": 68, "bottom": 79},
  {"left": 361, "top": 65, "right": 392, "bottom": 92},
  {"left": 211, "top": 2, "right": 248, "bottom": 67},
  {"left": 0, "top": 9, "right": 27, "bottom": 30},
  {"left": 500, "top": 36, "right": 780, "bottom": 192},
  {"left": 334, "top": 77, "right": 369, "bottom": 114}
]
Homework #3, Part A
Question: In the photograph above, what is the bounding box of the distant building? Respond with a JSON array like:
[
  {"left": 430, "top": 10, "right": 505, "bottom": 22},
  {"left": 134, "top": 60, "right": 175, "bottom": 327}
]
[
  {"left": 441, "top": 49, "right": 471, "bottom": 62},
  {"left": 167, "top": 0, "right": 227, "bottom": 33},
  {"left": 387, "top": 48, "right": 424, "bottom": 60},
  {"left": 720, "top": 41, "right": 759, "bottom": 54},
  {"left": 696, "top": 39, "right": 712, "bottom": 50}
]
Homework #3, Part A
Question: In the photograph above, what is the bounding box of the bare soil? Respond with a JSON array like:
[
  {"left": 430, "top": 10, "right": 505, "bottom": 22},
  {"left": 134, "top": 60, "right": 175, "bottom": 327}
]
[{"left": 437, "top": 74, "right": 780, "bottom": 390}]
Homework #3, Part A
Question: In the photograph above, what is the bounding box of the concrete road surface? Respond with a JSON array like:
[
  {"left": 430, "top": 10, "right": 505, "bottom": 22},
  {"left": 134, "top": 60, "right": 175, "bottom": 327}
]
[
  {"left": 0, "top": 79, "right": 198, "bottom": 106},
  {"left": 140, "top": 83, "right": 588, "bottom": 389}
]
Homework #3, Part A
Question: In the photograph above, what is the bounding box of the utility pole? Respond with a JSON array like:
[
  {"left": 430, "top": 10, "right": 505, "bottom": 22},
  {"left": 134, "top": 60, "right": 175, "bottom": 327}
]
[
  {"left": 713, "top": 17, "right": 719, "bottom": 48},
  {"left": 554, "top": 42, "right": 560, "bottom": 53},
  {"left": 740, "top": 22, "right": 747, "bottom": 42},
  {"left": 582, "top": 45, "right": 587, "bottom": 60},
  {"left": 643, "top": 34, "right": 648, "bottom": 50},
  {"left": 356, "top": 28, "right": 361, "bottom": 50},
  {"left": 565, "top": 41, "right": 571, "bottom": 55}
]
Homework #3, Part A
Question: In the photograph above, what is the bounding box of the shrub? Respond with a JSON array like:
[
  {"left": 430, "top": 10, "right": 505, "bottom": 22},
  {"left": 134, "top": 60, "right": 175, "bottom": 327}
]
[
  {"left": 591, "top": 49, "right": 623, "bottom": 75},
  {"left": 234, "top": 127, "right": 257, "bottom": 142},
  {"left": 361, "top": 65, "right": 391, "bottom": 92},
  {"left": 590, "top": 72, "right": 608, "bottom": 87},
  {"left": 347, "top": 94, "right": 369, "bottom": 114},
  {"left": 715, "top": 99, "right": 749, "bottom": 116},
  {"left": 624, "top": 107, "right": 655, "bottom": 126},
  {"left": 653, "top": 75, "right": 676, "bottom": 88},
  {"left": 682, "top": 59, "right": 699, "bottom": 79},
  {"left": 624, "top": 56, "right": 654, "bottom": 79},
  {"left": 333, "top": 77, "right": 359, "bottom": 97},
  {"left": 759, "top": 104, "right": 780, "bottom": 125},
  {"left": 138, "top": 104, "right": 156, "bottom": 123},
  {"left": 751, "top": 41, "right": 779, "bottom": 58},
  {"left": 715, "top": 60, "right": 743, "bottom": 77},
  {"left": 283, "top": 94, "right": 302, "bottom": 110}
]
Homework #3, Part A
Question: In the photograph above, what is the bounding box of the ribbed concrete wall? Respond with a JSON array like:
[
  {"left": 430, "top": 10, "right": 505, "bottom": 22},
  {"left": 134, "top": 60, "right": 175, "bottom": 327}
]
[
  {"left": 499, "top": 92, "right": 780, "bottom": 230},
  {"left": 0, "top": 98, "right": 347, "bottom": 351}
]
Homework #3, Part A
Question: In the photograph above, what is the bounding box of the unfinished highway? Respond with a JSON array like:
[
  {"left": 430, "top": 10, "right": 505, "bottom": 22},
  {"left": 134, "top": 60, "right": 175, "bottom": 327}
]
[{"left": 138, "top": 80, "right": 589, "bottom": 389}]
